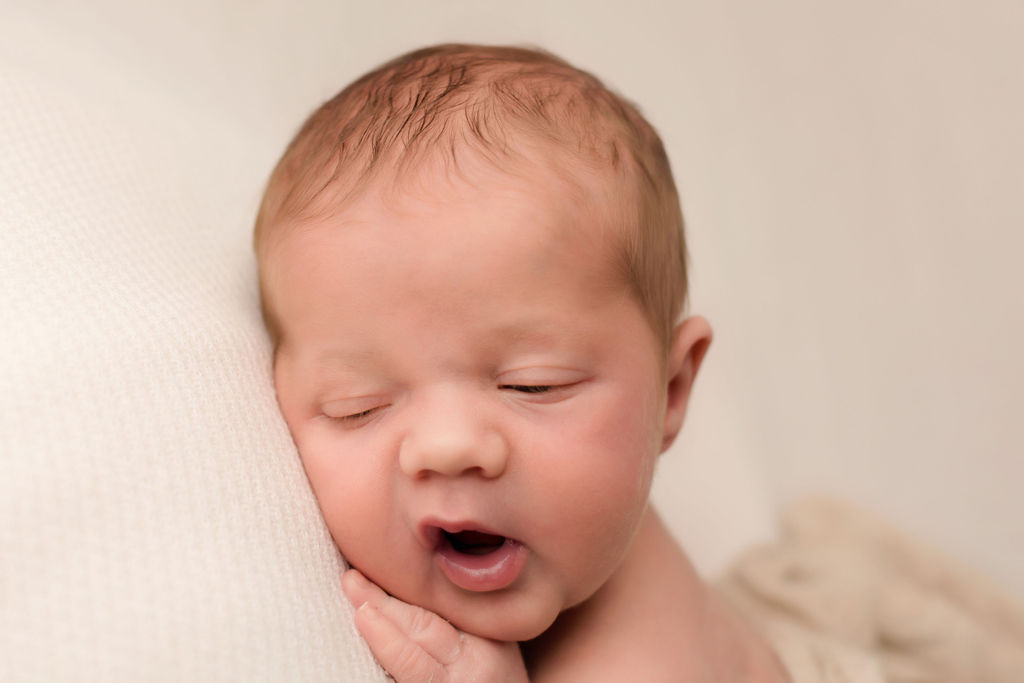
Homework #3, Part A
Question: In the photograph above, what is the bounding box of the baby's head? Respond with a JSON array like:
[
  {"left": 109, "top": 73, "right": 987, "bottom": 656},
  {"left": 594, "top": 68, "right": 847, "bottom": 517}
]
[
  {"left": 255, "top": 44, "right": 710, "bottom": 642},
  {"left": 257, "top": 43, "right": 688, "bottom": 353}
]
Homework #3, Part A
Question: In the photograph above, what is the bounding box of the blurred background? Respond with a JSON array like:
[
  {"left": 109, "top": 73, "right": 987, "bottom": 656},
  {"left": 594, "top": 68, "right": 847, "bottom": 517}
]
[{"left": 5, "top": 0, "right": 1021, "bottom": 597}]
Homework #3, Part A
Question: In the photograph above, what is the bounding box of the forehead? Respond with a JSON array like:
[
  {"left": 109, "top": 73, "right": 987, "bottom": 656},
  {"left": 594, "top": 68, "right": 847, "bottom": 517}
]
[
  {"left": 270, "top": 154, "right": 622, "bottom": 274},
  {"left": 263, "top": 161, "right": 631, "bottom": 348}
]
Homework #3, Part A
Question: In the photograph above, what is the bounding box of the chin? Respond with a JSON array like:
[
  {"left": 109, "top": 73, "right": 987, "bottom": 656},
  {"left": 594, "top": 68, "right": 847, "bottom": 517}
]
[{"left": 443, "top": 598, "right": 560, "bottom": 643}]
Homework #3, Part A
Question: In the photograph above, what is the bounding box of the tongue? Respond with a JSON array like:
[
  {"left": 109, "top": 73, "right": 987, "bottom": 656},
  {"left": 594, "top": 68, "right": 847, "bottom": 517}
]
[{"left": 447, "top": 530, "right": 505, "bottom": 555}]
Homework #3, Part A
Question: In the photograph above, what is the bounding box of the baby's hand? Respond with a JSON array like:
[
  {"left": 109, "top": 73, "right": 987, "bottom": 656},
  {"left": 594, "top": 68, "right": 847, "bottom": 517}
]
[{"left": 342, "top": 569, "right": 529, "bottom": 683}]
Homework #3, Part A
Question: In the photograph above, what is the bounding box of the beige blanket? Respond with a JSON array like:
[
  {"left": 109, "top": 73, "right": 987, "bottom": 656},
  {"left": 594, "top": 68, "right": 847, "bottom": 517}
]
[{"left": 718, "top": 498, "right": 1024, "bottom": 682}]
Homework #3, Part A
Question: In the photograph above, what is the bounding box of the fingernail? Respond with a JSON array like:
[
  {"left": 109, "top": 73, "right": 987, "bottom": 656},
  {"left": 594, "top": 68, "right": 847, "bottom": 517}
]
[
  {"left": 346, "top": 569, "right": 368, "bottom": 588},
  {"left": 345, "top": 569, "right": 375, "bottom": 604},
  {"left": 341, "top": 571, "right": 358, "bottom": 600}
]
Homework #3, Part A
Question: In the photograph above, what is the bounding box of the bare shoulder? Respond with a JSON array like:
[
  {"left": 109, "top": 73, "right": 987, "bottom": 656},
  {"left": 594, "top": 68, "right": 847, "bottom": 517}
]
[{"left": 524, "top": 508, "right": 788, "bottom": 683}]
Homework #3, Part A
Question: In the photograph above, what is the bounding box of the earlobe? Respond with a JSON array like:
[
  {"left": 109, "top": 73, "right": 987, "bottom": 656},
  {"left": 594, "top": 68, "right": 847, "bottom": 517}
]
[{"left": 660, "top": 316, "right": 712, "bottom": 453}]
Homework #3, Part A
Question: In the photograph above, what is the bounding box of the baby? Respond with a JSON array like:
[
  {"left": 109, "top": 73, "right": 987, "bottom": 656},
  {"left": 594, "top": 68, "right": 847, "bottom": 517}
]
[{"left": 254, "top": 44, "right": 787, "bottom": 681}]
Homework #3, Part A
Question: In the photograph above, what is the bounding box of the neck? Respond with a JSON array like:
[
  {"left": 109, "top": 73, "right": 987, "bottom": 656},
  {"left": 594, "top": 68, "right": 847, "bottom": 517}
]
[{"left": 522, "top": 507, "right": 788, "bottom": 682}]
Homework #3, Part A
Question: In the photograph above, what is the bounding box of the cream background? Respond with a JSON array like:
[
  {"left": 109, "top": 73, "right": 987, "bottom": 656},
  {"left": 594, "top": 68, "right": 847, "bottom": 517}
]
[
  {"left": 2, "top": 3, "right": 1021, "bottom": 680},
  {"left": 7, "top": 0, "right": 1023, "bottom": 592}
]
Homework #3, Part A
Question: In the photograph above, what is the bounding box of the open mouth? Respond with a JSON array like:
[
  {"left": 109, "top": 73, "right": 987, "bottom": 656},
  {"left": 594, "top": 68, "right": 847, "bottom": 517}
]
[
  {"left": 441, "top": 529, "right": 507, "bottom": 556},
  {"left": 428, "top": 524, "right": 527, "bottom": 592}
]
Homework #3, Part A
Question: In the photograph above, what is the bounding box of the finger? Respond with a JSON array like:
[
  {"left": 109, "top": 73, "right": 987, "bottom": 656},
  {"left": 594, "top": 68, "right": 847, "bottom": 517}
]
[
  {"left": 341, "top": 568, "right": 385, "bottom": 607},
  {"left": 354, "top": 602, "right": 446, "bottom": 683},
  {"left": 342, "top": 569, "right": 463, "bottom": 665}
]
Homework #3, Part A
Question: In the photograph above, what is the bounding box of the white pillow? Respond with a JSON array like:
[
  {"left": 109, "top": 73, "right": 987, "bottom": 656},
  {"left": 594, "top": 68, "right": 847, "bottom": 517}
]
[{"left": 0, "top": 13, "right": 383, "bottom": 683}]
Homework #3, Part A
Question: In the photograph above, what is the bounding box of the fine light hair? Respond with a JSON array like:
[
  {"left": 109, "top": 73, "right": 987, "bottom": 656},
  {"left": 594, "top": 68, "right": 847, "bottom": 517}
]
[{"left": 254, "top": 43, "right": 688, "bottom": 353}]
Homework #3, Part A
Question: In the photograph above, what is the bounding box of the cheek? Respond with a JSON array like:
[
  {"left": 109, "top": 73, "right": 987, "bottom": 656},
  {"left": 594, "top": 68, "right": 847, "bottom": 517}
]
[
  {"left": 294, "top": 428, "right": 391, "bottom": 557},
  {"left": 525, "top": 387, "right": 661, "bottom": 598},
  {"left": 578, "top": 382, "right": 662, "bottom": 498}
]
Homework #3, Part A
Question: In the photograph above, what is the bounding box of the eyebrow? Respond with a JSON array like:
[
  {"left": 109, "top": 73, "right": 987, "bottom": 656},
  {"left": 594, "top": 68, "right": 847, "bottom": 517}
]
[
  {"left": 493, "top": 317, "right": 597, "bottom": 352},
  {"left": 314, "top": 347, "right": 377, "bottom": 364},
  {"left": 490, "top": 323, "right": 561, "bottom": 345},
  {"left": 310, "top": 349, "right": 385, "bottom": 378}
]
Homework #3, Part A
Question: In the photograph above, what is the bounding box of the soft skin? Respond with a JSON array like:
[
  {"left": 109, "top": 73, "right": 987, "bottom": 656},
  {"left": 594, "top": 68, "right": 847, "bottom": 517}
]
[{"left": 267, "top": 162, "right": 709, "bottom": 644}]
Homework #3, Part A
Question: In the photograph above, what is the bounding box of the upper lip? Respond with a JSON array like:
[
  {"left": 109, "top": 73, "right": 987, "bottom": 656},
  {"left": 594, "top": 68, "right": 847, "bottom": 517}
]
[{"left": 417, "top": 517, "right": 511, "bottom": 550}]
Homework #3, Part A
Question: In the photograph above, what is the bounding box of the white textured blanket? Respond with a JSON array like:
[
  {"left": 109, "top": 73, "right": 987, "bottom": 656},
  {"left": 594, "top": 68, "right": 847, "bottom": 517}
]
[{"left": 720, "top": 498, "right": 1024, "bottom": 682}]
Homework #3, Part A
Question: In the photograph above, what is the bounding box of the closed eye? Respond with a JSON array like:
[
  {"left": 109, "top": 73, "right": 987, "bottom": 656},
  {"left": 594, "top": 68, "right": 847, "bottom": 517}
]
[
  {"left": 338, "top": 408, "right": 376, "bottom": 420},
  {"left": 323, "top": 405, "right": 385, "bottom": 425},
  {"left": 501, "top": 384, "right": 554, "bottom": 394}
]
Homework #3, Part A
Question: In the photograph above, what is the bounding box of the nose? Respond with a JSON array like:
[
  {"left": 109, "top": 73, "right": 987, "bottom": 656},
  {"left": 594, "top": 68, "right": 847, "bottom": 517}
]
[{"left": 398, "top": 391, "right": 509, "bottom": 480}]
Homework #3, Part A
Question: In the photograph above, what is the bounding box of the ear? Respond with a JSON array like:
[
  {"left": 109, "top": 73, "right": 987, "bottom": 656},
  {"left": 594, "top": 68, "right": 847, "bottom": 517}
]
[{"left": 660, "top": 316, "right": 712, "bottom": 453}]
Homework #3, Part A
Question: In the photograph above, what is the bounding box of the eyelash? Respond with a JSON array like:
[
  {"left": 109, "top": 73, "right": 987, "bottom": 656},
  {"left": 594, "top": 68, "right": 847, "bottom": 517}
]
[
  {"left": 502, "top": 384, "right": 554, "bottom": 394},
  {"left": 328, "top": 407, "right": 379, "bottom": 423}
]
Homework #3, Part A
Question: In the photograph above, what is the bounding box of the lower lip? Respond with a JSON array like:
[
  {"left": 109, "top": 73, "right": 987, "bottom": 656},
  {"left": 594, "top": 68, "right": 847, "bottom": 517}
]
[{"left": 435, "top": 539, "right": 527, "bottom": 592}]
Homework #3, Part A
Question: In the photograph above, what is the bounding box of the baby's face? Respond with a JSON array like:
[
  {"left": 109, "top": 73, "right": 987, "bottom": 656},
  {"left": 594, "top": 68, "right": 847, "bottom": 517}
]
[{"left": 268, "top": 165, "right": 671, "bottom": 642}]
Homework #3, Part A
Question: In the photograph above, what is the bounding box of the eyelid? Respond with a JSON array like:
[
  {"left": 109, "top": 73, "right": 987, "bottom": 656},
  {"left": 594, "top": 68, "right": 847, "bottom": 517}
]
[
  {"left": 497, "top": 368, "right": 589, "bottom": 401},
  {"left": 497, "top": 367, "right": 588, "bottom": 386},
  {"left": 321, "top": 397, "right": 387, "bottom": 421}
]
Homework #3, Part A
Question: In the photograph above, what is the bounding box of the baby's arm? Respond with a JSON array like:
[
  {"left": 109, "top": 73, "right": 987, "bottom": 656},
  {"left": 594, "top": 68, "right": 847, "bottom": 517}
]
[{"left": 342, "top": 569, "right": 528, "bottom": 683}]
